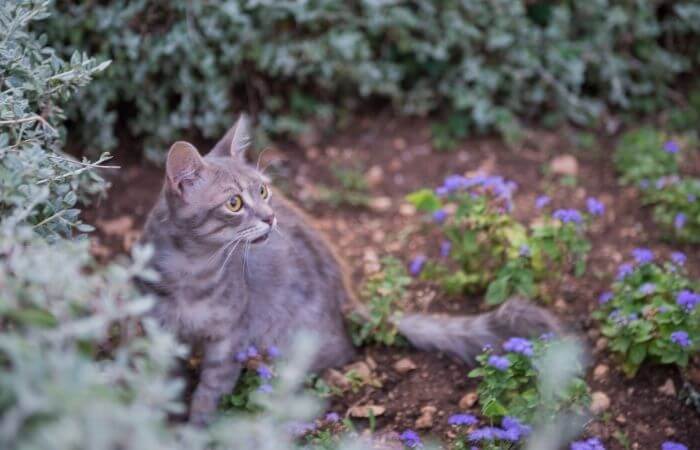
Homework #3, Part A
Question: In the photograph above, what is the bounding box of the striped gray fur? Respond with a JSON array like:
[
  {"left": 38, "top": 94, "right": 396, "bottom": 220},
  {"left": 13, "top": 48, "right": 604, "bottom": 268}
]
[{"left": 139, "top": 115, "right": 562, "bottom": 425}]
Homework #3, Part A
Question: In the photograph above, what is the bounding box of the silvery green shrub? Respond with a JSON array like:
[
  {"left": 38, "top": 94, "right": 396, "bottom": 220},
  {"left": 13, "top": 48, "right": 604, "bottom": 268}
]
[{"left": 40, "top": 0, "right": 700, "bottom": 160}]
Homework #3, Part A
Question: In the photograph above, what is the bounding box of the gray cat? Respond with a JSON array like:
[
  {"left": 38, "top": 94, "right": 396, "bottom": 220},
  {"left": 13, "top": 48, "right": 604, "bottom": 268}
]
[{"left": 139, "top": 115, "right": 560, "bottom": 424}]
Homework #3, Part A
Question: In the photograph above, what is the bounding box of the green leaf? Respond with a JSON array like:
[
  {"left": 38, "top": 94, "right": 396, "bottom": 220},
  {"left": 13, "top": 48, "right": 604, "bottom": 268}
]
[
  {"left": 405, "top": 189, "right": 441, "bottom": 212},
  {"left": 485, "top": 276, "right": 510, "bottom": 305}
]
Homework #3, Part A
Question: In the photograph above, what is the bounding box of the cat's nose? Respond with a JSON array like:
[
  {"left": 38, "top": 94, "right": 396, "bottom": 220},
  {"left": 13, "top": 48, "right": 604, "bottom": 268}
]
[{"left": 261, "top": 214, "right": 275, "bottom": 226}]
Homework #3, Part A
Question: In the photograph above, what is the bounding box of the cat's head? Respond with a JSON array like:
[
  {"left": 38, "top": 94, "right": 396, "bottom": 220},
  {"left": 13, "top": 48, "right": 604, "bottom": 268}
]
[{"left": 163, "top": 115, "right": 276, "bottom": 247}]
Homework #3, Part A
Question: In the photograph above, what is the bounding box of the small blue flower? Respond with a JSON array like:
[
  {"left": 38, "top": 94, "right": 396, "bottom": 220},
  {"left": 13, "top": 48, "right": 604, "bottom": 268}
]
[
  {"left": 440, "top": 240, "right": 452, "bottom": 258},
  {"left": 325, "top": 412, "right": 340, "bottom": 422},
  {"left": 257, "top": 383, "right": 273, "bottom": 393},
  {"left": 570, "top": 437, "right": 606, "bottom": 450},
  {"left": 674, "top": 213, "right": 686, "bottom": 230},
  {"left": 435, "top": 186, "right": 449, "bottom": 197},
  {"left": 247, "top": 346, "right": 259, "bottom": 358},
  {"left": 468, "top": 426, "right": 505, "bottom": 442},
  {"left": 235, "top": 351, "right": 248, "bottom": 362},
  {"left": 664, "top": 140, "right": 680, "bottom": 154},
  {"left": 676, "top": 290, "right": 700, "bottom": 311},
  {"left": 553, "top": 208, "right": 583, "bottom": 224},
  {"left": 448, "top": 413, "right": 477, "bottom": 426},
  {"left": 409, "top": 255, "right": 426, "bottom": 276},
  {"left": 639, "top": 179, "right": 650, "bottom": 190},
  {"left": 488, "top": 355, "right": 510, "bottom": 371},
  {"left": 267, "top": 345, "right": 281, "bottom": 359},
  {"left": 616, "top": 263, "right": 634, "bottom": 280},
  {"left": 586, "top": 197, "right": 605, "bottom": 216},
  {"left": 432, "top": 209, "right": 447, "bottom": 224},
  {"left": 444, "top": 175, "right": 468, "bottom": 192},
  {"left": 670, "top": 331, "right": 691, "bottom": 348},
  {"left": 400, "top": 430, "right": 423, "bottom": 448},
  {"left": 501, "top": 416, "right": 531, "bottom": 441},
  {"left": 662, "top": 441, "right": 688, "bottom": 450},
  {"left": 632, "top": 248, "right": 654, "bottom": 265},
  {"left": 599, "top": 292, "right": 614, "bottom": 304},
  {"left": 535, "top": 195, "right": 551, "bottom": 209},
  {"left": 503, "top": 337, "right": 534, "bottom": 357},
  {"left": 671, "top": 252, "right": 686, "bottom": 266},
  {"left": 257, "top": 364, "right": 273, "bottom": 380},
  {"left": 519, "top": 244, "right": 531, "bottom": 257},
  {"left": 638, "top": 283, "right": 656, "bottom": 296}
]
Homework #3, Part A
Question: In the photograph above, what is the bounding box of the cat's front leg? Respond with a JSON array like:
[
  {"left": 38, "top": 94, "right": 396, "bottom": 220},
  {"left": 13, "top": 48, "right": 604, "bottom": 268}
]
[{"left": 189, "top": 338, "right": 241, "bottom": 425}]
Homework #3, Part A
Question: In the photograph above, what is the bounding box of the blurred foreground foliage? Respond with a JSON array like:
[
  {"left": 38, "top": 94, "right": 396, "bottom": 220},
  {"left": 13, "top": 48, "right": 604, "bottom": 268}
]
[{"left": 38, "top": 0, "right": 700, "bottom": 160}]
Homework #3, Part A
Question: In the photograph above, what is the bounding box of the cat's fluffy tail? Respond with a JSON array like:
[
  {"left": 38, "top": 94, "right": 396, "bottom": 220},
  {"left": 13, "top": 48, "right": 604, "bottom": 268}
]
[{"left": 395, "top": 297, "right": 562, "bottom": 363}]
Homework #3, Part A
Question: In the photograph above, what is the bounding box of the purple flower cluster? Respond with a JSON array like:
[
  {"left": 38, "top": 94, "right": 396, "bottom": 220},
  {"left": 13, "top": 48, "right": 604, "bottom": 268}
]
[
  {"left": 553, "top": 208, "right": 583, "bottom": 224},
  {"left": 440, "top": 240, "right": 452, "bottom": 258},
  {"left": 632, "top": 248, "right": 654, "bottom": 265},
  {"left": 257, "top": 364, "right": 273, "bottom": 380},
  {"left": 638, "top": 283, "right": 656, "bottom": 296},
  {"left": 670, "top": 331, "right": 691, "bottom": 348},
  {"left": 586, "top": 197, "right": 605, "bottom": 216},
  {"left": 410, "top": 255, "right": 426, "bottom": 276},
  {"left": 236, "top": 345, "right": 260, "bottom": 362},
  {"left": 436, "top": 174, "right": 517, "bottom": 211},
  {"left": 468, "top": 416, "right": 531, "bottom": 443},
  {"left": 674, "top": 213, "right": 686, "bottom": 230},
  {"left": 433, "top": 209, "right": 447, "bottom": 224},
  {"left": 671, "top": 252, "right": 686, "bottom": 266},
  {"left": 663, "top": 140, "right": 680, "bottom": 154},
  {"left": 447, "top": 413, "right": 477, "bottom": 426},
  {"left": 503, "top": 337, "right": 534, "bottom": 357},
  {"left": 616, "top": 263, "right": 634, "bottom": 280},
  {"left": 488, "top": 355, "right": 510, "bottom": 371},
  {"left": 519, "top": 244, "right": 531, "bottom": 257},
  {"left": 676, "top": 290, "right": 700, "bottom": 311},
  {"left": 662, "top": 441, "right": 688, "bottom": 450},
  {"left": 400, "top": 430, "right": 423, "bottom": 448},
  {"left": 598, "top": 291, "right": 614, "bottom": 304},
  {"left": 535, "top": 195, "right": 551, "bottom": 209},
  {"left": 267, "top": 345, "right": 281, "bottom": 359},
  {"left": 570, "top": 437, "right": 606, "bottom": 450},
  {"left": 325, "top": 412, "right": 340, "bottom": 422}
]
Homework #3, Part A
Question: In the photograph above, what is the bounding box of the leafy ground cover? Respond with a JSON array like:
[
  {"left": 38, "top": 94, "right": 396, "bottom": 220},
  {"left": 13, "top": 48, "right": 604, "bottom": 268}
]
[{"left": 85, "top": 117, "right": 700, "bottom": 449}]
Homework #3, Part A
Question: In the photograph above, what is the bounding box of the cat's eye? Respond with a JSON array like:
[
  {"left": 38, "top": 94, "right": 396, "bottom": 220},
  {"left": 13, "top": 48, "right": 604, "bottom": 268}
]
[
  {"left": 260, "top": 184, "right": 269, "bottom": 199},
  {"left": 226, "top": 195, "right": 244, "bottom": 213}
]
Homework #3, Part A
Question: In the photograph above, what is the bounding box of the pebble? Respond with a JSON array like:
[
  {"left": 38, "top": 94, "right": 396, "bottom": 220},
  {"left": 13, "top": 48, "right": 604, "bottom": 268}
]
[
  {"left": 615, "top": 414, "right": 626, "bottom": 425},
  {"left": 365, "top": 165, "right": 384, "bottom": 188},
  {"left": 593, "top": 364, "right": 609, "bottom": 380},
  {"left": 458, "top": 392, "right": 478, "bottom": 409},
  {"left": 658, "top": 378, "right": 676, "bottom": 397},
  {"left": 399, "top": 203, "right": 416, "bottom": 216},
  {"left": 414, "top": 405, "right": 437, "bottom": 429},
  {"left": 589, "top": 391, "right": 611, "bottom": 414},
  {"left": 393, "top": 358, "right": 418, "bottom": 374},
  {"left": 369, "top": 196, "right": 392, "bottom": 212},
  {"left": 595, "top": 337, "right": 608, "bottom": 352},
  {"left": 550, "top": 154, "right": 579, "bottom": 176},
  {"left": 349, "top": 404, "right": 386, "bottom": 418}
]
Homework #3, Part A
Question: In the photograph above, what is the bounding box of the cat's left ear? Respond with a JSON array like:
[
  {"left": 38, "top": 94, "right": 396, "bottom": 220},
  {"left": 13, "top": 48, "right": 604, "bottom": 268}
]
[{"left": 209, "top": 114, "right": 252, "bottom": 160}]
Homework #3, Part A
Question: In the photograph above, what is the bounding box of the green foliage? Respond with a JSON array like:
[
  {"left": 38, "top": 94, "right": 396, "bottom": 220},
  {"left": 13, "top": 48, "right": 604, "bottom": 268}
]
[
  {"left": 316, "top": 165, "right": 370, "bottom": 208},
  {"left": 39, "top": 0, "right": 700, "bottom": 160},
  {"left": 613, "top": 127, "right": 700, "bottom": 242},
  {"left": 349, "top": 257, "right": 411, "bottom": 346},
  {"left": 407, "top": 176, "right": 593, "bottom": 304},
  {"left": 594, "top": 257, "right": 700, "bottom": 377},
  {"left": 468, "top": 338, "right": 590, "bottom": 424}
]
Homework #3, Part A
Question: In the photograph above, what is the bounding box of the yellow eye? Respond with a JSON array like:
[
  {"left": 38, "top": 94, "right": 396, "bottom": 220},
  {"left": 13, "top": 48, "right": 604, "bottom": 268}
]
[
  {"left": 260, "top": 184, "right": 269, "bottom": 199},
  {"left": 226, "top": 195, "right": 244, "bottom": 213}
]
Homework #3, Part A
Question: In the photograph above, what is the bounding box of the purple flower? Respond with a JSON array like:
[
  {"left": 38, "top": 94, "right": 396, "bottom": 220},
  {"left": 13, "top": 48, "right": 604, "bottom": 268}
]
[
  {"left": 409, "top": 255, "right": 426, "bottom": 276},
  {"left": 468, "top": 426, "right": 505, "bottom": 441},
  {"left": 553, "top": 208, "right": 583, "bottom": 224},
  {"left": 289, "top": 421, "right": 316, "bottom": 435},
  {"left": 519, "top": 244, "right": 531, "bottom": 257},
  {"left": 656, "top": 177, "right": 667, "bottom": 190},
  {"left": 676, "top": 290, "right": 700, "bottom": 311},
  {"left": 586, "top": 197, "right": 605, "bottom": 216},
  {"left": 440, "top": 240, "right": 451, "bottom": 258},
  {"left": 501, "top": 416, "right": 531, "bottom": 441},
  {"left": 247, "top": 346, "right": 259, "bottom": 358},
  {"left": 535, "top": 195, "right": 551, "bottom": 209},
  {"left": 433, "top": 209, "right": 447, "bottom": 224},
  {"left": 503, "top": 337, "right": 534, "bottom": 357},
  {"left": 540, "top": 332, "right": 556, "bottom": 341},
  {"left": 640, "top": 179, "right": 650, "bottom": 190},
  {"left": 664, "top": 140, "right": 680, "bottom": 154},
  {"left": 671, "top": 252, "right": 686, "bottom": 266},
  {"left": 599, "top": 292, "right": 614, "bottom": 304},
  {"left": 448, "top": 413, "right": 477, "bottom": 426},
  {"left": 267, "top": 345, "right": 281, "bottom": 359},
  {"left": 488, "top": 355, "right": 510, "bottom": 371},
  {"left": 570, "top": 437, "right": 606, "bottom": 450},
  {"left": 436, "top": 186, "right": 449, "bottom": 197},
  {"left": 325, "top": 412, "right": 340, "bottom": 422},
  {"left": 674, "top": 213, "right": 686, "bottom": 230},
  {"left": 632, "top": 248, "right": 654, "bottom": 265},
  {"left": 662, "top": 442, "right": 688, "bottom": 450},
  {"left": 616, "top": 263, "right": 634, "bottom": 280},
  {"left": 235, "top": 351, "right": 248, "bottom": 362},
  {"left": 688, "top": 194, "right": 697, "bottom": 202},
  {"left": 400, "top": 430, "right": 423, "bottom": 448},
  {"left": 444, "top": 175, "right": 468, "bottom": 192},
  {"left": 258, "top": 383, "right": 273, "bottom": 393},
  {"left": 257, "top": 364, "right": 273, "bottom": 380},
  {"left": 670, "top": 331, "right": 691, "bottom": 348},
  {"left": 638, "top": 283, "right": 656, "bottom": 296}
]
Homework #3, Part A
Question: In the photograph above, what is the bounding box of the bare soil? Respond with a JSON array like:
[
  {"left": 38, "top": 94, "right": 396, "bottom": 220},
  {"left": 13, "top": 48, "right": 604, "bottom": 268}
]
[{"left": 84, "top": 116, "right": 700, "bottom": 449}]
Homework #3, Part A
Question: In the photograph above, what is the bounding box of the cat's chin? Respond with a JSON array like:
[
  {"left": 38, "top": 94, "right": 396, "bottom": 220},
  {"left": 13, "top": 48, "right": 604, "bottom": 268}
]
[{"left": 250, "top": 233, "right": 270, "bottom": 245}]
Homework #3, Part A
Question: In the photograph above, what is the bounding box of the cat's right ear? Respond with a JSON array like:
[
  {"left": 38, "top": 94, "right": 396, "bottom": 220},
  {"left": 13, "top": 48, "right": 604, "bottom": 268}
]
[{"left": 166, "top": 141, "right": 205, "bottom": 196}]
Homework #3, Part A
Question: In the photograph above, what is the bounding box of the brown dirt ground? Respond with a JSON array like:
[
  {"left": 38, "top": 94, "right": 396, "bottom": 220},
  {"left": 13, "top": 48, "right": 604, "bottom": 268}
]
[{"left": 84, "top": 116, "right": 700, "bottom": 449}]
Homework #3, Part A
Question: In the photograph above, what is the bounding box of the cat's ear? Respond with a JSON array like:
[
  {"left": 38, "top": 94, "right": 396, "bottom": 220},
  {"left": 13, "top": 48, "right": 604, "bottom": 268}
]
[
  {"left": 166, "top": 141, "right": 205, "bottom": 195},
  {"left": 209, "top": 113, "right": 252, "bottom": 160}
]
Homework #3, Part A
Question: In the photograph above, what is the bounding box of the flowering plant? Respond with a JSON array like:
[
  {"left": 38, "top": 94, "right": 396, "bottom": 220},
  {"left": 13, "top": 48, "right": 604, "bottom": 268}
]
[
  {"left": 222, "top": 345, "right": 281, "bottom": 412},
  {"left": 407, "top": 175, "right": 595, "bottom": 304},
  {"left": 645, "top": 178, "right": 700, "bottom": 243},
  {"left": 468, "top": 337, "right": 589, "bottom": 423},
  {"left": 593, "top": 249, "right": 700, "bottom": 377}
]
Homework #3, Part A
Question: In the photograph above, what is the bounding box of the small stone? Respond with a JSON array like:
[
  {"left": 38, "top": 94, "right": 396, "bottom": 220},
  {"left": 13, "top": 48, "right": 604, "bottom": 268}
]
[
  {"left": 589, "top": 391, "right": 610, "bottom": 414},
  {"left": 593, "top": 364, "right": 609, "bottom": 380},
  {"left": 665, "top": 426, "right": 676, "bottom": 437},
  {"left": 658, "top": 378, "right": 676, "bottom": 397},
  {"left": 554, "top": 298, "right": 567, "bottom": 311},
  {"left": 414, "top": 405, "right": 437, "bottom": 429},
  {"left": 369, "top": 197, "right": 392, "bottom": 212},
  {"left": 349, "top": 404, "right": 385, "bottom": 418},
  {"left": 550, "top": 154, "right": 579, "bottom": 176},
  {"left": 595, "top": 337, "right": 608, "bottom": 352},
  {"left": 615, "top": 414, "right": 626, "bottom": 425},
  {"left": 393, "top": 358, "right": 418, "bottom": 374},
  {"left": 365, "top": 165, "right": 384, "bottom": 188},
  {"left": 399, "top": 203, "right": 416, "bottom": 216},
  {"left": 458, "top": 392, "right": 478, "bottom": 409}
]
